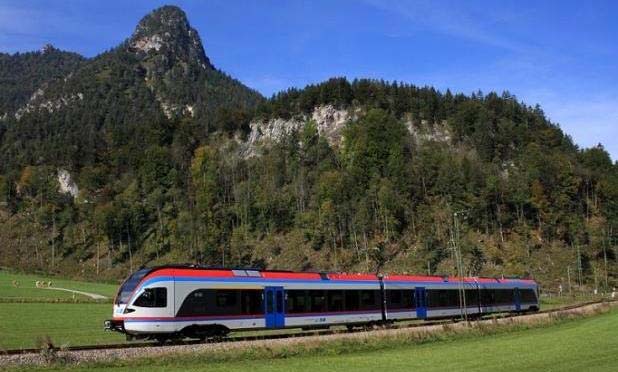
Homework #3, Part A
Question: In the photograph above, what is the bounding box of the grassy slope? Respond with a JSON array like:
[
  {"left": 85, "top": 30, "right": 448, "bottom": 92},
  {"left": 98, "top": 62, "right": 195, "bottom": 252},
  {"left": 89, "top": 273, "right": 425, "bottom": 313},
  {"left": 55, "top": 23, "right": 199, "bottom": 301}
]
[
  {"left": 0, "top": 270, "right": 118, "bottom": 300},
  {"left": 62, "top": 310, "right": 618, "bottom": 372}
]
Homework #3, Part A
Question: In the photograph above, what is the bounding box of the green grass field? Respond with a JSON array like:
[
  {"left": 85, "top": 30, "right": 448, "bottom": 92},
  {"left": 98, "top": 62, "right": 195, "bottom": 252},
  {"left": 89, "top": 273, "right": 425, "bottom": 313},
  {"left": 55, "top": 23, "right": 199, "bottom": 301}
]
[
  {"left": 0, "top": 303, "right": 125, "bottom": 349},
  {"left": 0, "top": 270, "right": 123, "bottom": 350},
  {"left": 0, "top": 270, "right": 118, "bottom": 301},
  {"left": 55, "top": 309, "right": 617, "bottom": 372}
]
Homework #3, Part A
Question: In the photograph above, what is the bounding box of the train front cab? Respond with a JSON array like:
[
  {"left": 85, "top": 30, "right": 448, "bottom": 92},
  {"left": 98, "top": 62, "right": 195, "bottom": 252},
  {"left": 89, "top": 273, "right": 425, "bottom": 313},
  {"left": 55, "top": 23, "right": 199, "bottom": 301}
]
[{"left": 105, "top": 268, "right": 176, "bottom": 337}]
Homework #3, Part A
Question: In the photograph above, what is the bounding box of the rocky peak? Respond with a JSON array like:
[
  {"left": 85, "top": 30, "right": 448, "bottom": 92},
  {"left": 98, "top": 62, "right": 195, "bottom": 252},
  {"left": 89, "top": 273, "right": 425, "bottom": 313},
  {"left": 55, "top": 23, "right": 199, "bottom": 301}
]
[{"left": 128, "top": 5, "right": 213, "bottom": 70}]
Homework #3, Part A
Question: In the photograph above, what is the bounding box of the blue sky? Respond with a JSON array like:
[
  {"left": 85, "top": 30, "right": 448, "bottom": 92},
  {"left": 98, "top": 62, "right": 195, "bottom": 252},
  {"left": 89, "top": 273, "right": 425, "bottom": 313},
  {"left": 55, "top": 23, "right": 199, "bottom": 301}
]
[{"left": 1, "top": 0, "right": 616, "bottom": 159}]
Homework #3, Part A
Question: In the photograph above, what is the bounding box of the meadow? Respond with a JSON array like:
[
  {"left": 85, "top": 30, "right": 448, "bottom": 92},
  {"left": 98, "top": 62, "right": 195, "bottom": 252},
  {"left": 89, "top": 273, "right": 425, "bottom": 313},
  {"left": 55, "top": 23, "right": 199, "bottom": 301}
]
[
  {"left": 54, "top": 308, "right": 618, "bottom": 372},
  {"left": 0, "top": 270, "right": 124, "bottom": 350},
  {"left": 0, "top": 303, "right": 126, "bottom": 349}
]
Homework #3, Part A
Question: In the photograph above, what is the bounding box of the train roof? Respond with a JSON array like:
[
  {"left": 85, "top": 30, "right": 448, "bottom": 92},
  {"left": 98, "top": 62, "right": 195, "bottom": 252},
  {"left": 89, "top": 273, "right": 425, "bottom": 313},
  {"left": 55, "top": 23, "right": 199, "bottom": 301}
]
[{"left": 135, "top": 264, "right": 537, "bottom": 285}]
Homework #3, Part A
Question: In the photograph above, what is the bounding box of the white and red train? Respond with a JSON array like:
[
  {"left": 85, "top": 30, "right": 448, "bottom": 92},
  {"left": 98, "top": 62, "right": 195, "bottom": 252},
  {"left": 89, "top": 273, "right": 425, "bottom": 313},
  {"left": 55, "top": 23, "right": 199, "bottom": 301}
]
[{"left": 105, "top": 265, "right": 539, "bottom": 340}]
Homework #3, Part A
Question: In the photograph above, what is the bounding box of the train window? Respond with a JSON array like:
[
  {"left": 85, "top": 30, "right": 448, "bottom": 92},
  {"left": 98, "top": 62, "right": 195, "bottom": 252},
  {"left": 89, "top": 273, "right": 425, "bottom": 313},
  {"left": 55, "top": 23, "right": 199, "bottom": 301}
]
[
  {"left": 309, "top": 290, "right": 327, "bottom": 312},
  {"left": 276, "top": 291, "right": 284, "bottom": 313},
  {"left": 360, "top": 290, "right": 374, "bottom": 306},
  {"left": 287, "top": 290, "right": 308, "bottom": 313},
  {"left": 480, "top": 289, "right": 494, "bottom": 305},
  {"left": 520, "top": 289, "right": 537, "bottom": 303},
  {"left": 216, "top": 290, "right": 238, "bottom": 308},
  {"left": 328, "top": 290, "right": 344, "bottom": 312},
  {"left": 115, "top": 268, "right": 151, "bottom": 304},
  {"left": 241, "top": 290, "right": 263, "bottom": 314},
  {"left": 465, "top": 289, "right": 479, "bottom": 306},
  {"left": 133, "top": 287, "right": 167, "bottom": 307},
  {"left": 177, "top": 289, "right": 208, "bottom": 316},
  {"left": 266, "top": 291, "right": 274, "bottom": 313},
  {"left": 480, "top": 289, "right": 515, "bottom": 306},
  {"left": 427, "top": 289, "right": 459, "bottom": 308},
  {"left": 386, "top": 290, "right": 414, "bottom": 309},
  {"left": 359, "top": 290, "right": 380, "bottom": 311},
  {"left": 388, "top": 290, "right": 402, "bottom": 305},
  {"left": 404, "top": 290, "right": 415, "bottom": 308},
  {"left": 345, "top": 290, "right": 360, "bottom": 311},
  {"left": 177, "top": 289, "right": 263, "bottom": 317},
  {"left": 496, "top": 289, "right": 514, "bottom": 305}
]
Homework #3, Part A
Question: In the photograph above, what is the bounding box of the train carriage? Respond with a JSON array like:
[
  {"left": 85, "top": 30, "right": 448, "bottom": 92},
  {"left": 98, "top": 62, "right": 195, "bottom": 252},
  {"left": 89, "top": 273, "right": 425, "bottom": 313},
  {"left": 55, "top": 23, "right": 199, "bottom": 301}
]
[
  {"left": 105, "top": 265, "right": 539, "bottom": 341},
  {"left": 382, "top": 274, "right": 539, "bottom": 321}
]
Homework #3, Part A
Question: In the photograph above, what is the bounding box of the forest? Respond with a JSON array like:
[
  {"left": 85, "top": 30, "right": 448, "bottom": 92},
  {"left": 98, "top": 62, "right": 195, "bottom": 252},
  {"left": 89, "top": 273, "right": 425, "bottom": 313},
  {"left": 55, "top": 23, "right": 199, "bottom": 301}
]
[{"left": 0, "top": 6, "right": 616, "bottom": 293}]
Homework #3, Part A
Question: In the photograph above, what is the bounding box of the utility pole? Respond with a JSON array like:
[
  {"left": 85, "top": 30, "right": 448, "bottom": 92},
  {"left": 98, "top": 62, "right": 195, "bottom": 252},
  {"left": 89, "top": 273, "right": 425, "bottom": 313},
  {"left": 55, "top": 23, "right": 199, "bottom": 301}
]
[
  {"left": 51, "top": 211, "right": 56, "bottom": 269},
  {"left": 567, "top": 266, "right": 572, "bottom": 295},
  {"left": 604, "top": 227, "right": 609, "bottom": 289},
  {"left": 576, "top": 244, "right": 583, "bottom": 288},
  {"left": 96, "top": 241, "right": 100, "bottom": 276},
  {"left": 452, "top": 210, "right": 468, "bottom": 322}
]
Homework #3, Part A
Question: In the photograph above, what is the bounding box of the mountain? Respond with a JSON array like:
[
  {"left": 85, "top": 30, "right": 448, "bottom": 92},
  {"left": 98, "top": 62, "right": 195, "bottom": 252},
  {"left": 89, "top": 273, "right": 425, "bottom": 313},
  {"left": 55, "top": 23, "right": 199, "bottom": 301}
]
[
  {"left": 0, "top": 5, "right": 262, "bottom": 172},
  {"left": 0, "top": 7, "right": 616, "bottom": 289}
]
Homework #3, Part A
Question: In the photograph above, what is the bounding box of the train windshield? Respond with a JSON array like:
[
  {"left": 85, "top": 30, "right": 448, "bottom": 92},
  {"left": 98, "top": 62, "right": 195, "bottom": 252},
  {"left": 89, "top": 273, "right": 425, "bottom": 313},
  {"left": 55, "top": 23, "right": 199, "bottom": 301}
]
[{"left": 115, "top": 268, "right": 151, "bottom": 304}]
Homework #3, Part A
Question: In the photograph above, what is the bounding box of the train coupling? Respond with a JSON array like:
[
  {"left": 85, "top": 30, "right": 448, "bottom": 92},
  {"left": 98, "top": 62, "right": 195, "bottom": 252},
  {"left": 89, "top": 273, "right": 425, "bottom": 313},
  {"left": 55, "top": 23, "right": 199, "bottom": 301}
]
[{"left": 104, "top": 319, "right": 125, "bottom": 333}]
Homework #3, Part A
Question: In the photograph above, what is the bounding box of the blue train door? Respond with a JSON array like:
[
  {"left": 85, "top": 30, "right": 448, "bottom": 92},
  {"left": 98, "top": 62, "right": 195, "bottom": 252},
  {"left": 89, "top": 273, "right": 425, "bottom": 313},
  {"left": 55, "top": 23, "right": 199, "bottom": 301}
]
[
  {"left": 415, "top": 287, "right": 427, "bottom": 319},
  {"left": 265, "top": 287, "right": 285, "bottom": 328},
  {"left": 514, "top": 288, "right": 521, "bottom": 312}
]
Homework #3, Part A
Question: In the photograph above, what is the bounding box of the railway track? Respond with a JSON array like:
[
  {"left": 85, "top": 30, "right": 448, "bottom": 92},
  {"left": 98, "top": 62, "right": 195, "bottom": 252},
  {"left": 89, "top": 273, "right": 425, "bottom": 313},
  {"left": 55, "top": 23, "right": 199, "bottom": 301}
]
[{"left": 1, "top": 299, "right": 611, "bottom": 356}]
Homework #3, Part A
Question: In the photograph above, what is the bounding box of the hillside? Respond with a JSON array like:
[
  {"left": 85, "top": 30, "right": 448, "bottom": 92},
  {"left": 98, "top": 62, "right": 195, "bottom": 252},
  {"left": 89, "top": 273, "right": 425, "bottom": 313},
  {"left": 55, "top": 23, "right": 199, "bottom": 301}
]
[
  {"left": 0, "top": 6, "right": 616, "bottom": 289},
  {"left": 0, "top": 45, "right": 85, "bottom": 118}
]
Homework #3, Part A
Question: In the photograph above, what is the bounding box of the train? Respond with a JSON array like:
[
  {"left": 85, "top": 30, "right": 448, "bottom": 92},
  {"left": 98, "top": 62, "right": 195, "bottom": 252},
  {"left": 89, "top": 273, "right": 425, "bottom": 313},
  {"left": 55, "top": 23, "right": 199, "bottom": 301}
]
[{"left": 104, "top": 265, "right": 539, "bottom": 341}]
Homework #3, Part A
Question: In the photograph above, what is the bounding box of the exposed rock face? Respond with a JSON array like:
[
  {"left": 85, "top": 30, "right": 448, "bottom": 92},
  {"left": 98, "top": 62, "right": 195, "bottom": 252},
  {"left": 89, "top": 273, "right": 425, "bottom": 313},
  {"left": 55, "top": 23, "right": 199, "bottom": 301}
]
[
  {"left": 242, "top": 117, "right": 304, "bottom": 158},
  {"left": 57, "top": 169, "right": 79, "bottom": 199},
  {"left": 406, "top": 118, "right": 452, "bottom": 144},
  {"left": 242, "top": 105, "right": 350, "bottom": 158},
  {"left": 243, "top": 105, "right": 452, "bottom": 158},
  {"left": 157, "top": 101, "right": 196, "bottom": 120},
  {"left": 311, "top": 105, "right": 351, "bottom": 145},
  {"left": 14, "top": 92, "right": 84, "bottom": 120}
]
